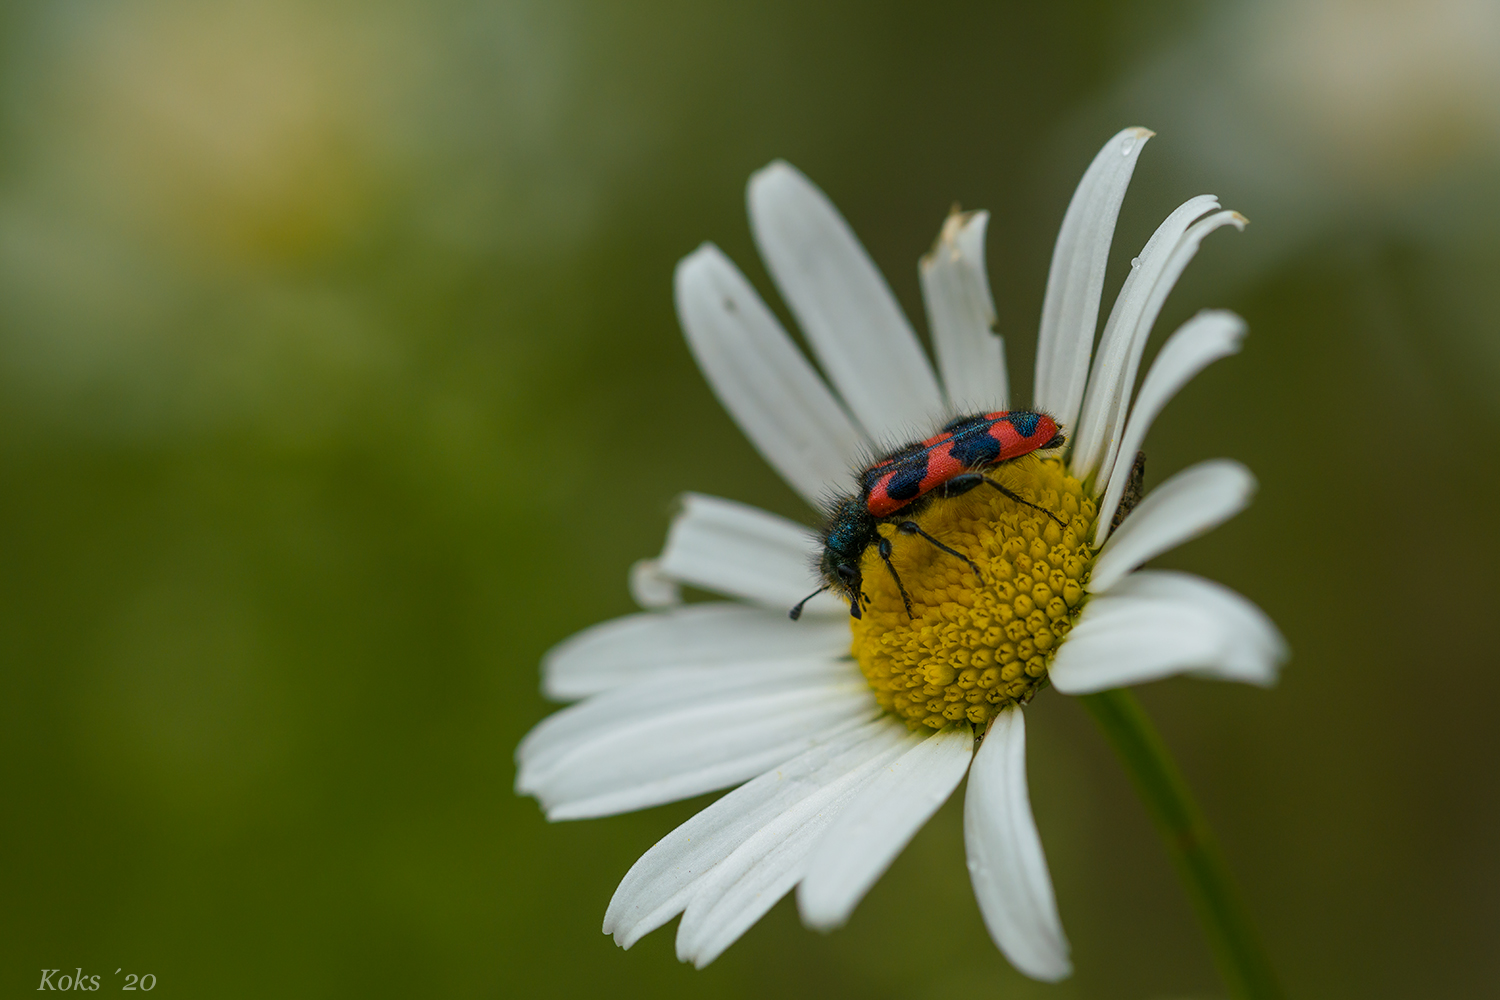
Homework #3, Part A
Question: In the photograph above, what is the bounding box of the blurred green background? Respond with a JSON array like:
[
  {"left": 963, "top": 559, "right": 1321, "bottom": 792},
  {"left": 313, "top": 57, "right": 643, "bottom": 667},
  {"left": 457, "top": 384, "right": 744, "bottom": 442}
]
[{"left": 3, "top": 0, "right": 1498, "bottom": 996}]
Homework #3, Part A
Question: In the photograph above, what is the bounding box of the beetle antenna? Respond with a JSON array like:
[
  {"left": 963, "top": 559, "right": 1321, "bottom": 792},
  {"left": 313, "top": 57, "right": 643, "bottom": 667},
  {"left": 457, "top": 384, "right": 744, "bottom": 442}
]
[{"left": 789, "top": 585, "right": 830, "bottom": 621}]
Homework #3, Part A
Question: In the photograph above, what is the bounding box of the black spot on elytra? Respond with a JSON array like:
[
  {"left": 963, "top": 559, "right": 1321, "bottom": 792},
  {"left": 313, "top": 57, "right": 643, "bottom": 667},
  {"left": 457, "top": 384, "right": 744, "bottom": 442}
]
[
  {"left": 948, "top": 429, "right": 1002, "bottom": 467},
  {"left": 885, "top": 458, "right": 929, "bottom": 501},
  {"left": 863, "top": 439, "right": 930, "bottom": 494},
  {"left": 1009, "top": 411, "right": 1040, "bottom": 436}
]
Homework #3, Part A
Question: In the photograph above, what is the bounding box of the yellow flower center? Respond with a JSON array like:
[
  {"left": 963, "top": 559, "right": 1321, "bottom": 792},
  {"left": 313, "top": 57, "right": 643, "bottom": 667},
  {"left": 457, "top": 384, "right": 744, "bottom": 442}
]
[{"left": 851, "top": 457, "right": 1098, "bottom": 730}]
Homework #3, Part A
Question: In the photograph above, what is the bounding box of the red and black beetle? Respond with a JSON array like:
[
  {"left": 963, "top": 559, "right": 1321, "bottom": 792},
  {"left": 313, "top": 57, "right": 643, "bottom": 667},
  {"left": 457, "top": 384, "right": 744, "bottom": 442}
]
[{"left": 791, "top": 410, "right": 1065, "bottom": 621}]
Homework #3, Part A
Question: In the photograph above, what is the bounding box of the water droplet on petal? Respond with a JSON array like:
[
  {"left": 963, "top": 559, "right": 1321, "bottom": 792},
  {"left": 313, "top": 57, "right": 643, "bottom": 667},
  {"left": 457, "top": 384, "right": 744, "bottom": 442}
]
[
  {"left": 1120, "top": 135, "right": 1137, "bottom": 156},
  {"left": 1130, "top": 256, "right": 1141, "bottom": 268}
]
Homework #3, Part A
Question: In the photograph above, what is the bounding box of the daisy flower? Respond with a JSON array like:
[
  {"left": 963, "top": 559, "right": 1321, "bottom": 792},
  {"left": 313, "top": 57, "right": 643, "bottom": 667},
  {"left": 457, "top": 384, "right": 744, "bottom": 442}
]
[{"left": 516, "top": 128, "right": 1287, "bottom": 981}]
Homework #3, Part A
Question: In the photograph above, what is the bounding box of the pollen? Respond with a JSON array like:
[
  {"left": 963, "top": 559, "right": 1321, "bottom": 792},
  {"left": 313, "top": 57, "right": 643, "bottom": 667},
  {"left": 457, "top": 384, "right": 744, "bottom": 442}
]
[{"left": 850, "top": 457, "right": 1097, "bottom": 730}]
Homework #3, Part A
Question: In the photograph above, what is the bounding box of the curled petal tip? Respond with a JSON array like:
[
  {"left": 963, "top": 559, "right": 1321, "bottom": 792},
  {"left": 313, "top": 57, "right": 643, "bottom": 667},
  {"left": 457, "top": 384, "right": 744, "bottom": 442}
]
[{"left": 921, "top": 206, "right": 985, "bottom": 269}]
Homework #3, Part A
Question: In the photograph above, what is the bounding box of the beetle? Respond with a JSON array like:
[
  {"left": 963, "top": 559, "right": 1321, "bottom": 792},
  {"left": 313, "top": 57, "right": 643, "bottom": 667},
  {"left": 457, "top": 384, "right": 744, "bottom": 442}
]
[{"left": 790, "top": 410, "right": 1065, "bottom": 621}]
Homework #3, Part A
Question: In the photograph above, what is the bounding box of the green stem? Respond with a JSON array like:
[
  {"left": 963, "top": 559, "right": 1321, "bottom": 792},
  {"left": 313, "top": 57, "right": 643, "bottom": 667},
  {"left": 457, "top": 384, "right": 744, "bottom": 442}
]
[{"left": 1078, "top": 689, "right": 1283, "bottom": 1000}]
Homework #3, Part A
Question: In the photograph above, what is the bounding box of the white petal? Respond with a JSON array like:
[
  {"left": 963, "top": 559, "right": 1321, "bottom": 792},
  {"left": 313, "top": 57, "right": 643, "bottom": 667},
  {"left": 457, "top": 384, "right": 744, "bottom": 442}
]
[
  {"left": 1089, "top": 210, "right": 1248, "bottom": 492},
  {"left": 1094, "top": 310, "right": 1247, "bottom": 544},
  {"left": 1034, "top": 127, "right": 1153, "bottom": 438},
  {"left": 1049, "top": 570, "right": 1287, "bottom": 693},
  {"left": 657, "top": 493, "right": 844, "bottom": 616},
  {"left": 542, "top": 602, "right": 849, "bottom": 700},
  {"left": 676, "top": 244, "right": 868, "bottom": 504},
  {"left": 516, "top": 659, "right": 877, "bottom": 819},
  {"left": 964, "top": 707, "right": 1071, "bottom": 982},
  {"left": 797, "top": 724, "right": 974, "bottom": 930},
  {"left": 919, "top": 209, "right": 1009, "bottom": 412},
  {"left": 628, "top": 558, "right": 682, "bottom": 610},
  {"left": 519, "top": 656, "right": 859, "bottom": 780},
  {"left": 1118, "top": 571, "right": 1287, "bottom": 682},
  {"left": 1069, "top": 195, "right": 1224, "bottom": 483},
  {"left": 1089, "top": 460, "right": 1257, "bottom": 594},
  {"left": 748, "top": 161, "right": 943, "bottom": 442},
  {"left": 603, "top": 718, "right": 908, "bottom": 951},
  {"left": 675, "top": 723, "right": 917, "bottom": 967}
]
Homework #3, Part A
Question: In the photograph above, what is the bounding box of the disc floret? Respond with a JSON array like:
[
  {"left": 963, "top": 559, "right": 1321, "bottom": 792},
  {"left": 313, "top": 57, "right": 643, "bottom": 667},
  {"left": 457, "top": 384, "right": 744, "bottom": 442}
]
[{"left": 851, "top": 457, "right": 1097, "bottom": 730}]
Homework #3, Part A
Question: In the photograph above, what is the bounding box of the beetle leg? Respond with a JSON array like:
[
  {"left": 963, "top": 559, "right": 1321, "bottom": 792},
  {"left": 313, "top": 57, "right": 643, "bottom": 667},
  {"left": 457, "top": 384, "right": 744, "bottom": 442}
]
[
  {"left": 896, "top": 520, "right": 985, "bottom": 581},
  {"left": 980, "top": 477, "right": 1067, "bottom": 527},
  {"left": 876, "top": 536, "right": 914, "bottom": 619},
  {"left": 935, "top": 472, "right": 985, "bottom": 498}
]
